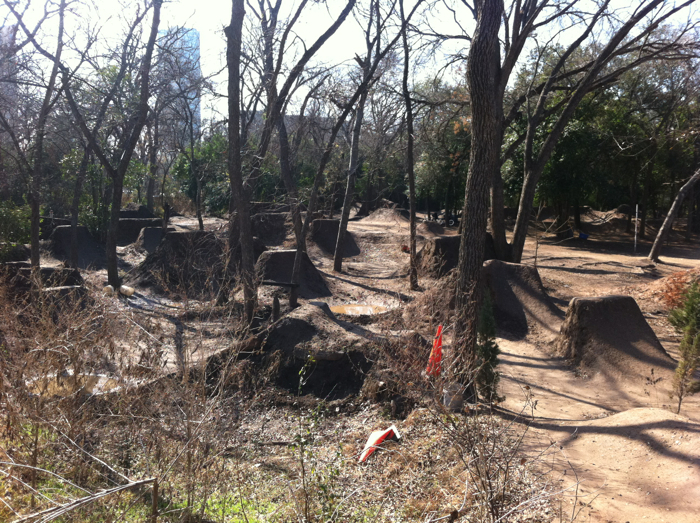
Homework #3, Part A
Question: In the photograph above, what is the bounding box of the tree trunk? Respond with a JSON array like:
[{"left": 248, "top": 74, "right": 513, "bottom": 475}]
[
  {"left": 687, "top": 184, "right": 694, "bottom": 241},
  {"left": 146, "top": 117, "right": 159, "bottom": 213},
  {"left": 648, "top": 167, "right": 700, "bottom": 262},
  {"left": 400, "top": 0, "right": 418, "bottom": 290},
  {"left": 69, "top": 150, "right": 89, "bottom": 268},
  {"left": 277, "top": 118, "right": 304, "bottom": 307},
  {"left": 452, "top": 0, "right": 503, "bottom": 390},
  {"left": 225, "top": 0, "right": 256, "bottom": 320},
  {"left": 106, "top": 174, "right": 123, "bottom": 286},
  {"left": 333, "top": 89, "right": 367, "bottom": 273},
  {"left": 490, "top": 170, "right": 510, "bottom": 260}
]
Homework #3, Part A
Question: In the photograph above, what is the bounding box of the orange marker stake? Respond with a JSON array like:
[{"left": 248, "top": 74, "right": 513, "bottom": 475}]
[{"left": 426, "top": 325, "right": 443, "bottom": 377}]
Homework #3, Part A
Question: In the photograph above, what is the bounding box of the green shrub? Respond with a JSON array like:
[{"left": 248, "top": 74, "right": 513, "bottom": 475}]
[
  {"left": 668, "top": 282, "right": 700, "bottom": 414},
  {"left": 0, "top": 200, "right": 31, "bottom": 244}
]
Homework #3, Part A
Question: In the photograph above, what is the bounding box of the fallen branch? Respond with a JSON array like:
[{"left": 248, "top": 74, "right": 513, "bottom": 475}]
[{"left": 13, "top": 477, "right": 155, "bottom": 523}]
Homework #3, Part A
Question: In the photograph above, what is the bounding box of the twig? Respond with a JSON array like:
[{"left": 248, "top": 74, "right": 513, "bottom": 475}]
[{"left": 12, "top": 477, "right": 155, "bottom": 523}]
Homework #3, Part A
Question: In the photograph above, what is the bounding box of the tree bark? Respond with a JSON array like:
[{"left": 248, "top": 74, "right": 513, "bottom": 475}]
[
  {"left": 400, "top": 0, "right": 418, "bottom": 290},
  {"left": 225, "top": 0, "right": 255, "bottom": 319},
  {"left": 333, "top": 89, "right": 367, "bottom": 273},
  {"left": 452, "top": 0, "right": 503, "bottom": 389},
  {"left": 648, "top": 167, "right": 700, "bottom": 262},
  {"left": 69, "top": 150, "right": 89, "bottom": 268}
]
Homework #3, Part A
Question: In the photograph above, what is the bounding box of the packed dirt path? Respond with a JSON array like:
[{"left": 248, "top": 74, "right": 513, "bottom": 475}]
[
  {"left": 335, "top": 213, "right": 700, "bottom": 523},
  {"left": 494, "top": 236, "right": 700, "bottom": 523}
]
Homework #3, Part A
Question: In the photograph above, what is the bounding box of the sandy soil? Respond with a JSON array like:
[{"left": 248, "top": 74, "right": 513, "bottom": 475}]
[{"left": 40, "top": 210, "right": 700, "bottom": 522}]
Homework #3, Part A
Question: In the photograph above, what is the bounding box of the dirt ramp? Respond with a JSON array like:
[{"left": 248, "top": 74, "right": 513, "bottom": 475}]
[
  {"left": 255, "top": 250, "right": 331, "bottom": 298},
  {"left": 417, "top": 221, "right": 444, "bottom": 236},
  {"left": 134, "top": 227, "right": 175, "bottom": 254},
  {"left": 310, "top": 219, "right": 360, "bottom": 256},
  {"left": 0, "top": 243, "right": 29, "bottom": 262},
  {"left": 554, "top": 295, "right": 675, "bottom": 381},
  {"left": 483, "top": 260, "right": 563, "bottom": 339},
  {"left": 251, "top": 213, "right": 290, "bottom": 246},
  {"left": 133, "top": 231, "right": 225, "bottom": 297},
  {"left": 416, "top": 234, "right": 495, "bottom": 277},
  {"left": 49, "top": 225, "right": 105, "bottom": 268},
  {"left": 263, "top": 302, "right": 372, "bottom": 398},
  {"left": 119, "top": 204, "right": 155, "bottom": 219},
  {"left": 360, "top": 208, "right": 409, "bottom": 223},
  {"left": 117, "top": 218, "right": 162, "bottom": 245}
]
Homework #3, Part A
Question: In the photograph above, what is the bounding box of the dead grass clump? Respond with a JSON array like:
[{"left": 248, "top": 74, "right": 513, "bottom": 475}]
[{"left": 403, "top": 269, "right": 457, "bottom": 332}]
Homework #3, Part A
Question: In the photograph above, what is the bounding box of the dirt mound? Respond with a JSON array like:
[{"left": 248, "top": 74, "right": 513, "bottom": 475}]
[
  {"left": 251, "top": 213, "right": 290, "bottom": 246},
  {"left": 416, "top": 234, "right": 496, "bottom": 277},
  {"left": 2, "top": 265, "right": 84, "bottom": 299},
  {"left": 554, "top": 295, "right": 676, "bottom": 381},
  {"left": 119, "top": 203, "right": 155, "bottom": 219},
  {"left": 132, "top": 231, "right": 227, "bottom": 297},
  {"left": 310, "top": 219, "right": 360, "bottom": 256},
  {"left": 361, "top": 208, "right": 409, "bottom": 223},
  {"left": 0, "top": 243, "right": 29, "bottom": 263},
  {"left": 255, "top": 250, "right": 331, "bottom": 298},
  {"left": 49, "top": 225, "right": 105, "bottom": 269},
  {"left": 134, "top": 227, "right": 175, "bottom": 254},
  {"left": 417, "top": 221, "right": 444, "bottom": 236},
  {"left": 39, "top": 216, "right": 71, "bottom": 239},
  {"left": 262, "top": 302, "right": 372, "bottom": 398},
  {"left": 483, "top": 260, "right": 564, "bottom": 339},
  {"left": 117, "top": 218, "right": 162, "bottom": 245}
]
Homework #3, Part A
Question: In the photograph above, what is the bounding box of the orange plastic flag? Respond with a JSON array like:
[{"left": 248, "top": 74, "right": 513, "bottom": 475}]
[
  {"left": 426, "top": 325, "right": 443, "bottom": 377},
  {"left": 358, "top": 425, "right": 401, "bottom": 462}
]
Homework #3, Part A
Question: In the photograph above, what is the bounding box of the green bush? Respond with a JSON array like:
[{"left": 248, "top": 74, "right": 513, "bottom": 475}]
[
  {"left": 668, "top": 282, "right": 700, "bottom": 414},
  {"left": 0, "top": 201, "right": 31, "bottom": 244}
]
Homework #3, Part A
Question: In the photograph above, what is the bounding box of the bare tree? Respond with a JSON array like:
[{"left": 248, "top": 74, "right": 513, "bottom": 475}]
[
  {"left": 649, "top": 167, "right": 700, "bottom": 262},
  {"left": 225, "top": 0, "right": 357, "bottom": 321},
  {"left": 0, "top": 0, "right": 65, "bottom": 273},
  {"left": 8, "top": 0, "right": 165, "bottom": 287},
  {"left": 400, "top": 0, "right": 418, "bottom": 290}
]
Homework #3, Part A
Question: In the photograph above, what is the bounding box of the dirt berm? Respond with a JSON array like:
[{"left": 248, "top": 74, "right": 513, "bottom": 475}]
[
  {"left": 310, "top": 219, "right": 360, "bottom": 256},
  {"left": 255, "top": 250, "right": 331, "bottom": 298},
  {"left": 554, "top": 295, "right": 676, "bottom": 382},
  {"left": 261, "top": 302, "right": 373, "bottom": 399},
  {"left": 416, "top": 234, "right": 496, "bottom": 277},
  {"left": 482, "top": 260, "right": 564, "bottom": 340}
]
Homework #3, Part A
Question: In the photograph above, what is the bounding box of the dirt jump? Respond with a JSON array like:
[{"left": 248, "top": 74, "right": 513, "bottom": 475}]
[
  {"left": 117, "top": 218, "right": 163, "bottom": 245},
  {"left": 49, "top": 225, "right": 105, "bottom": 269},
  {"left": 255, "top": 250, "right": 331, "bottom": 298},
  {"left": 416, "top": 234, "right": 496, "bottom": 277},
  {"left": 119, "top": 203, "right": 156, "bottom": 219},
  {"left": 262, "top": 301, "right": 373, "bottom": 398},
  {"left": 134, "top": 227, "right": 175, "bottom": 254},
  {"left": 132, "top": 230, "right": 226, "bottom": 298},
  {"left": 251, "top": 212, "right": 290, "bottom": 246},
  {"left": 554, "top": 295, "right": 676, "bottom": 383},
  {"left": 310, "top": 219, "right": 361, "bottom": 256},
  {"left": 482, "top": 259, "right": 564, "bottom": 340}
]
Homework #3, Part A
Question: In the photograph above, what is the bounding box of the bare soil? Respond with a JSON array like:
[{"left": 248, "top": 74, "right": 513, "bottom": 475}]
[{"left": 37, "top": 209, "right": 700, "bottom": 522}]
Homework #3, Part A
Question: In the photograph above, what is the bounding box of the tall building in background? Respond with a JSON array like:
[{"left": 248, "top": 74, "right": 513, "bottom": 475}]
[{"left": 158, "top": 27, "right": 202, "bottom": 137}]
